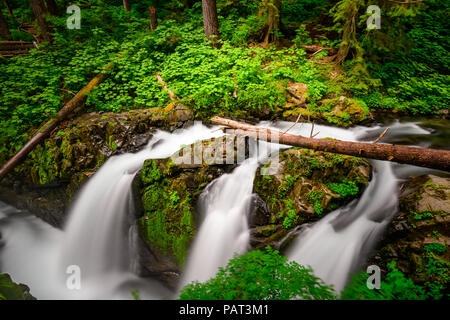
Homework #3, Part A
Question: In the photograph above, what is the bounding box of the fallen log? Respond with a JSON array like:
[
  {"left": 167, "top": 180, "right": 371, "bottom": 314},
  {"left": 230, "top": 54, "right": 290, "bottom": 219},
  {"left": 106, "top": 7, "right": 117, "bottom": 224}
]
[
  {"left": 0, "top": 60, "right": 116, "bottom": 182},
  {"left": 211, "top": 116, "right": 450, "bottom": 172}
]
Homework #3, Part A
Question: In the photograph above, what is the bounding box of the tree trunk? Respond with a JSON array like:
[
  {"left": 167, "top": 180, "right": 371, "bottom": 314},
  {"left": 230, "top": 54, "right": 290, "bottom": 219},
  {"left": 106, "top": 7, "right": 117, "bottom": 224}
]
[
  {"left": 3, "top": 0, "right": 14, "bottom": 17},
  {"left": 210, "top": 117, "right": 450, "bottom": 172},
  {"left": 45, "top": 0, "right": 58, "bottom": 15},
  {"left": 0, "top": 61, "right": 116, "bottom": 182},
  {"left": 0, "top": 7, "right": 11, "bottom": 40},
  {"left": 332, "top": 0, "right": 362, "bottom": 64},
  {"left": 149, "top": 5, "right": 158, "bottom": 31},
  {"left": 259, "top": 0, "right": 282, "bottom": 46},
  {"left": 201, "top": 0, "right": 220, "bottom": 46},
  {"left": 28, "top": 0, "right": 51, "bottom": 42},
  {"left": 123, "top": 0, "right": 130, "bottom": 11}
]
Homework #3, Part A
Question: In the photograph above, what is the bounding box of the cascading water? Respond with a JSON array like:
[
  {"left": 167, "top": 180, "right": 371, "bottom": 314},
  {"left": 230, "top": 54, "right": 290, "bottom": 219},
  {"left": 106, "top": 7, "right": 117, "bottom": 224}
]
[
  {"left": 0, "top": 122, "right": 224, "bottom": 299},
  {"left": 180, "top": 158, "right": 259, "bottom": 287},
  {"left": 283, "top": 121, "right": 432, "bottom": 293},
  {"left": 287, "top": 161, "right": 398, "bottom": 292},
  {"left": 0, "top": 118, "right": 437, "bottom": 299}
]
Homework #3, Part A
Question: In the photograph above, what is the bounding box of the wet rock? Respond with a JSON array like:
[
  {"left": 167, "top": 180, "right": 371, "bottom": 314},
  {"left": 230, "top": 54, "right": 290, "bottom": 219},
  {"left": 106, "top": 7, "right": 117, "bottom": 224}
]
[
  {"left": 250, "top": 148, "right": 371, "bottom": 250},
  {"left": 282, "top": 96, "right": 370, "bottom": 127},
  {"left": 367, "top": 174, "right": 450, "bottom": 297},
  {"left": 318, "top": 96, "right": 369, "bottom": 127},
  {"left": 284, "top": 83, "right": 308, "bottom": 108},
  {"left": 0, "top": 274, "right": 36, "bottom": 300},
  {"left": 0, "top": 105, "right": 193, "bottom": 227},
  {"left": 132, "top": 137, "right": 249, "bottom": 284}
]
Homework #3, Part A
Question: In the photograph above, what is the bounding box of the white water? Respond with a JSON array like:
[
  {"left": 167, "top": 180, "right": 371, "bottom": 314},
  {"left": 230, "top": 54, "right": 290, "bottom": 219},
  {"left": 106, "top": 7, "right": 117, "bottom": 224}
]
[
  {"left": 0, "top": 119, "right": 436, "bottom": 298},
  {"left": 287, "top": 161, "right": 398, "bottom": 292},
  {"left": 0, "top": 122, "right": 224, "bottom": 299},
  {"left": 180, "top": 159, "right": 258, "bottom": 287},
  {"left": 283, "top": 121, "right": 433, "bottom": 293}
]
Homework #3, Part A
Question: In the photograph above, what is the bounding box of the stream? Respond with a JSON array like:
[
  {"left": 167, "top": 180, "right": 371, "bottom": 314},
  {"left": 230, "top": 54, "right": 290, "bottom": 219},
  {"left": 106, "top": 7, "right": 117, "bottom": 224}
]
[{"left": 0, "top": 119, "right": 446, "bottom": 299}]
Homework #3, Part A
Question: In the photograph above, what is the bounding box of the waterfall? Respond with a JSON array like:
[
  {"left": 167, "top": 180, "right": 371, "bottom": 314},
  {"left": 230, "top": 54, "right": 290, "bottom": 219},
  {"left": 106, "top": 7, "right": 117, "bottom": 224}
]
[
  {"left": 180, "top": 159, "right": 259, "bottom": 287},
  {"left": 285, "top": 121, "right": 432, "bottom": 293},
  {"left": 287, "top": 161, "right": 398, "bottom": 293},
  {"left": 0, "top": 119, "right": 434, "bottom": 299},
  {"left": 0, "top": 122, "right": 223, "bottom": 299}
]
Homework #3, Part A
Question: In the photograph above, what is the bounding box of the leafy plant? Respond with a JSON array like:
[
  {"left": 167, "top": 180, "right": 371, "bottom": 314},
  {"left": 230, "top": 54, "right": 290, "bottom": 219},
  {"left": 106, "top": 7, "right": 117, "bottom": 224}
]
[{"left": 179, "top": 247, "right": 337, "bottom": 300}]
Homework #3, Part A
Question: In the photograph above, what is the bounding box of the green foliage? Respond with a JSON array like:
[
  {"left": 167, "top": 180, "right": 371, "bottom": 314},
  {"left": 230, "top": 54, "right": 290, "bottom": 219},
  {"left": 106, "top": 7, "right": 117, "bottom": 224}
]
[
  {"left": 0, "top": 274, "right": 35, "bottom": 300},
  {"left": 341, "top": 261, "right": 426, "bottom": 300},
  {"left": 281, "top": 199, "right": 297, "bottom": 229},
  {"left": 282, "top": 0, "right": 330, "bottom": 25},
  {"left": 423, "top": 243, "right": 447, "bottom": 255},
  {"left": 131, "top": 289, "right": 141, "bottom": 300},
  {"left": 327, "top": 179, "right": 359, "bottom": 198},
  {"left": 307, "top": 190, "right": 324, "bottom": 215},
  {"left": 179, "top": 247, "right": 337, "bottom": 300},
  {"left": 417, "top": 244, "right": 449, "bottom": 299}
]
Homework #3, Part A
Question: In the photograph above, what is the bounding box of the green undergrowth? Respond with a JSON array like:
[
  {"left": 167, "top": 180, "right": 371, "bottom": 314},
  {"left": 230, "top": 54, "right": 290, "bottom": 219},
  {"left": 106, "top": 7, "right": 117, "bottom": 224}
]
[{"left": 179, "top": 247, "right": 337, "bottom": 300}]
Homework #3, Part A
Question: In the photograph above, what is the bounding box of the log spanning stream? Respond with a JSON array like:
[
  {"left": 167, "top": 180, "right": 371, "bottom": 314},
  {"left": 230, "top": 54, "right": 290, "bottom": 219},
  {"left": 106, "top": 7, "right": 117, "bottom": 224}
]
[{"left": 0, "top": 120, "right": 445, "bottom": 299}]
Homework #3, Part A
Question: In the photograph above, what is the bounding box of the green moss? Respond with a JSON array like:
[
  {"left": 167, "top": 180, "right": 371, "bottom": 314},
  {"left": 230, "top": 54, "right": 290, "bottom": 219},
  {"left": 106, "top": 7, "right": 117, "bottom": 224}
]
[
  {"left": 307, "top": 190, "right": 324, "bottom": 215},
  {"left": 106, "top": 135, "right": 118, "bottom": 151},
  {"left": 416, "top": 246, "right": 450, "bottom": 299},
  {"left": 0, "top": 274, "right": 35, "bottom": 300},
  {"left": 139, "top": 159, "right": 196, "bottom": 267},
  {"left": 327, "top": 179, "right": 359, "bottom": 198},
  {"left": 254, "top": 148, "right": 370, "bottom": 231},
  {"left": 423, "top": 243, "right": 447, "bottom": 255}
]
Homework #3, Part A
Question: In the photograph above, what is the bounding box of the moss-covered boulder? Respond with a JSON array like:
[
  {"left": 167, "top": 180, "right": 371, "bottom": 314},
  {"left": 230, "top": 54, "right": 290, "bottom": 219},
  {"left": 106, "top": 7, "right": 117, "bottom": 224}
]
[
  {"left": 0, "top": 274, "right": 36, "bottom": 300},
  {"left": 318, "top": 96, "right": 369, "bottom": 127},
  {"left": 0, "top": 105, "right": 192, "bottom": 227},
  {"left": 250, "top": 148, "right": 371, "bottom": 250},
  {"left": 284, "top": 83, "right": 308, "bottom": 108},
  {"left": 133, "top": 136, "right": 249, "bottom": 286},
  {"left": 368, "top": 174, "right": 450, "bottom": 299},
  {"left": 283, "top": 96, "right": 370, "bottom": 127}
]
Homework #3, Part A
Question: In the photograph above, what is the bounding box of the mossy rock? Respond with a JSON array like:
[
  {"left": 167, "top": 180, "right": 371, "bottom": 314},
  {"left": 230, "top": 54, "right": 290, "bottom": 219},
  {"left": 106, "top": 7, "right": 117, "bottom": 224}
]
[
  {"left": 135, "top": 137, "right": 242, "bottom": 278},
  {"left": 250, "top": 148, "right": 371, "bottom": 250},
  {"left": 367, "top": 175, "right": 450, "bottom": 298},
  {"left": 284, "top": 83, "right": 308, "bottom": 107},
  {"left": 319, "top": 96, "right": 369, "bottom": 127},
  {"left": 0, "top": 105, "right": 192, "bottom": 227},
  {"left": 0, "top": 274, "right": 36, "bottom": 300}
]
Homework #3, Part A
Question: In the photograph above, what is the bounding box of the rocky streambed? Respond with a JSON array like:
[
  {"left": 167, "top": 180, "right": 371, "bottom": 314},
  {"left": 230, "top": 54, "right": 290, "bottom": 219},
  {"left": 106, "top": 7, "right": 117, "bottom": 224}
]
[{"left": 0, "top": 104, "right": 448, "bottom": 297}]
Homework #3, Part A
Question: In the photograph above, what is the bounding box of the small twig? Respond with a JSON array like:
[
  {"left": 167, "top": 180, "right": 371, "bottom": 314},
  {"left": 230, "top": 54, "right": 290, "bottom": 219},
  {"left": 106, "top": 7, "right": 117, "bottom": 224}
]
[
  {"left": 212, "top": 126, "right": 226, "bottom": 133},
  {"left": 309, "top": 122, "right": 315, "bottom": 138},
  {"left": 232, "top": 74, "right": 238, "bottom": 99},
  {"left": 282, "top": 114, "right": 302, "bottom": 135},
  {"left": 60, "top": 88, "right": 76, "bottom": 96},
  {"left": 155, "top": 72, "right": 178, "bottom": 101},
  {"left": 311, "top": 48, "right": 324, "bottom": 56},
  {"left": 312, "top": 131, "right": 320, "bottom": 138},
  {"left": 373, "top": 128, "right": 390, "bottom": 144}
]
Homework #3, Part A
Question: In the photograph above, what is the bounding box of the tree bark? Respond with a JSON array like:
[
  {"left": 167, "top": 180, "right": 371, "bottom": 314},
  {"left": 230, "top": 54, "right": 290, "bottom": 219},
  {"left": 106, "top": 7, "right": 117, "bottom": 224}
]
[
  {"left": 155, "top": 72, "right": 177, "bottom": 101},
  {"left": 3, "top": 0, "right": 14, "bottom": 17},
  {"left": 28, "top": 0, "right": 51, "bottom": 42},
  {"left": 0, "top": 62, "right": 116, "bottom": 182},
  {"left": 263, "top": 0, "right": 281, "bottom": 46},
  {"left": 333, "top": 0, "right": 361, "bottom": 64},
  {"left": 45, "top": 0, "right": 58, "bottom": 15},
  {"left": 0, "top": 7, "right": 11, "bottom": 40},
  {"left": 210, "top": 117, "right": 450, "bottom": 172},
  {"left": 149, "top": 5, "right": 158, "bottom": 31},
  {"left": 201, "top": 0, "right": 220, "bottom": 46},
  {"left": 123, "top": 0, "right": 130, "bottom": 11}
]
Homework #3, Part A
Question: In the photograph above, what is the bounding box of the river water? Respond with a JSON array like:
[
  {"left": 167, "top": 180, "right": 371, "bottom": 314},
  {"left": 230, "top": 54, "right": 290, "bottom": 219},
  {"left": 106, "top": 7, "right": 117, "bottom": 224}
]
[{"left": 0, "top": 119, "right": 444, "bottom": 299}]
